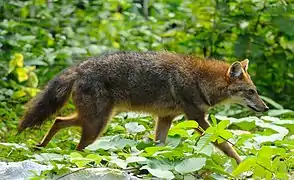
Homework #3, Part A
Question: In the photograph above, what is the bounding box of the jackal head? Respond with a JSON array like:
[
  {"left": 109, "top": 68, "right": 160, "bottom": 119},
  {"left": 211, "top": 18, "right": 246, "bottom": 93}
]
[{"left": 226, "top": 59, "right": 269, "bottom": 112}]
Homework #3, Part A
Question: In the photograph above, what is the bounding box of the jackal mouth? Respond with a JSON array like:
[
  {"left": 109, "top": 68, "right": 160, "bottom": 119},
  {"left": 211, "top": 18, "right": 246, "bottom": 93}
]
[{"left": 247, "top": 105, "right": 260, "bottom": 112}]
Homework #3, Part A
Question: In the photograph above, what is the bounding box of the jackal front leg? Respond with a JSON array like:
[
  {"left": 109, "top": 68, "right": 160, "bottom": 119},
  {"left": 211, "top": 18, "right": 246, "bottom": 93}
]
[{"left": 184, "top": 108, "right": 242, "bottom": 164}]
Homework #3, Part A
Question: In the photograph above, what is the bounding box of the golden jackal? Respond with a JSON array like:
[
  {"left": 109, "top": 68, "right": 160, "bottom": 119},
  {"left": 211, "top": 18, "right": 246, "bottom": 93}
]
[{"left": 18, "top": 52, "right": 269, "bottom": 163}]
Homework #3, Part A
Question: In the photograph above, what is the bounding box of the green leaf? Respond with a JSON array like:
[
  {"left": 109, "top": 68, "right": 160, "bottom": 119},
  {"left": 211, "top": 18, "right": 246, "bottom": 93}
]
[
  {"left": 86, "top": 135, "right": 136, "bottom": 151},
  {"left": 217, "top": 130, "right": 232, "bottom": 144},
  {"left": 25, "top": 87, "right": 40, "bottom": 97},
  {"left": 166, "top": 135, "right": 181, "bottom": 148},
  {"left": 110, "top": 158, "right": 128, "bottom": 169},
  {"left": 125, "top": 122, "right": 146, "bottom": 134},
  {"left": 70, "top": 152, "right": 91, "bottom": 168},
  {"left": 195, "top": 133, "right": 212, "bottom": 153},
  {"left": 9, "top": 53, "right": 24, "bottom": 74},
  {"left": 14, "top": 53, "right": 24, "bottom": 67},
  {"left": 126, "top": 156, "right": 147, "bottom": 163},
  {"left": 145, "top": 168, "right": 175, "bottom": 179},
  {"left": 12, "top": 90, "right": 26, "bottom": 99},
  {"left": 216, "top": 116, "right": 257, "bottom": 131},
  {"left": 28, "top": 72, "right": 39, "bottom": 88},
  {"left": 8, "top": 59, "right": 16, "bottom": 74},
  {"left": 168, "top": 128, "right": 189, "bottom": 137},
  {"left": 232, "top": 157, "right": 257, "bottom": 176},
  {"left": 267, "top": 109, "right": 293, "bottom": 117},
  {"left": 217, "top": 120, "right": 230, "bottom": 130},
  {"left": 85, "top": 154, "right": 102, "bottom": 164},
  {"left": 141, "top": 159, "right": 175, "bottom": 178},
  {"left": 206, "top": 126, "right": 217, "bottom": 134},
  {"left": 15, "top": 67, "right": 28, "bottom": 82},
  {"left": 144, "top": 146, "right": 169, "bottom": 156},
  {"left": 210, "top": 115, "right": 218, "bottom": 126},
  {"left": 70, "top": 152, "right": 102, "bottom": 168},
  {"left": 172, "top": 120, "right": 199, "bottom": 129},
  {"left": 175, "top": 157, "right": 206, "bottom": 174},
  {"left": 260, "top": 96, "right": 283, "bottom": 110},
  {"left": 34, "top": 153, "right": 64, "bottom": 162}
]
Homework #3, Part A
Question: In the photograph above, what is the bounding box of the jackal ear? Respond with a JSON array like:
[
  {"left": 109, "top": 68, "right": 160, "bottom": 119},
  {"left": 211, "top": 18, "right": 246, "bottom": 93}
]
[
  {"left": 241, "top": 59, "right": 249, "bottom": 71},
  {"left": 227, "top": 62, "right": 243, "bottom": 79}
]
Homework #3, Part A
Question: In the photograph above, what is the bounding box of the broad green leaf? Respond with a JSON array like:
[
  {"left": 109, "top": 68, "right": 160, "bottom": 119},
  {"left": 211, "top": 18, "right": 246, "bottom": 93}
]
[
  {"left": 217, "top": 120, "right": 230, "bottom": 130},
  {"left": 261, "top": 116, "right": 280, "bottom": 122},
  {"left": 70, "top": 153, "right": 102, "bottom": 168},
  {"left": 166, "top": 135, "right": 181, "bottom": 148},
  {"left": 272, "top": 158, "right": 288, "bottom": 179},
  {"left": 172, "top": 120, "right": 199, "bottom": 129},
  {"left": 168, "top": 128, "right": 189, "bottom": 137},
  {"left": 14, "top": 53, "right": 24, "bottom": 67},
  {"left": 125, "top": 122, "right": 146, "bottom": 134},
  {"left": 34, "top": 153, "right": 64, "bottom": 162},
  {"left": 86, "top": 137, "right": 115, "bottom": 150},
  {"left": 115, "top": 136, "right": 137, "bottom": 149},
  {"left": 110, "top": 158, "right": 127, "bottom": 169},
  {"left": 85, "top": 154, "right": 102, "bottom": 164},
  {"left": 217, "top": 130, "right": 232, "bottom": 143},
  {"left": 28, "top": 72, "right": 39, "bottom": 88},
  {"left": 9, "top": 53, "right": 24, "bottom": 74},
  {"left": 267, "top": 109, "right": 293, "bottom": 117},
  {"left": 126, "top": 156, "right": 147, "bottom": 163},
  {"left": 261, "top": 116, "right": 294, "bottom": 134},
  {"left": 15, "top": 67, "right": 28, "bottom": 82},
  {"left": 253, "top": 164, "right": 271, "bottom": 179},
  {"left": 216, "top": 115, "right": 257, "bottom": 131},
  {"left": 175, "top": 157, "right": 206, "bottom": 174},
  {"left": 145, "top": 168, "right": 174, "bottom": 179},
  {"left": 232, "top": 157, "right": 257, "bottom": 176},
  {"left": 198, "top": 144, "right": 213, "bottom": 156},
  {"left": 86, "top": 135, "right": 136, "bottom": 151},
  {"left": 195, "top": 133, "right": 212, "bottom": 152},
  {"left": 260, "top": 96, "right": 283, "bottom": 110},
  {"left": 12, "top": 90, "right": 26, "bottom": 98},
  {"left": 0, "top": 143, "right": 28, "bottom": 150},
  {"left": 145, "top": 158, "right": 174, "bottom": 170},
  {"left": 141, "top": 159, "right": 175, "bottom": 178},
  {"left": 206, "top": 126, "right": 217, "bottom": 134},
  {"left": 144, "top": 146, "right": 169, "bottom": 156},
  {"left": 25, "top": 87, "right": 40, "bottom": 97}
]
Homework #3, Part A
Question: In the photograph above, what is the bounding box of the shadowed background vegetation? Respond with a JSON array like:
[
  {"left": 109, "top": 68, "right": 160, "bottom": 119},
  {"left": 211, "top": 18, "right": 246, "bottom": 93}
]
[
  {"left": 0, "top": 0, "right": 293, "bottom": 179},
  {"left": 0, "top": 0, "right": 293, "bottom": 110}
]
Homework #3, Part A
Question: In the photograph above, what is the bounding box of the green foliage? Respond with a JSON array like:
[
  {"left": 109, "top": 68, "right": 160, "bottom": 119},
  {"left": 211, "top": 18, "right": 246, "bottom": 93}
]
[
  {"left": 0, "top": 0, "right": 293, "bottom": 179},
  {"left": 206, "top": 116, "right": 233, "bottom": 143},
  {"left": 0, "top": 0, "right": 293, "bottom": 108},
  {"left": 1, "top": 107, "right": 294, "bottom": 179}
]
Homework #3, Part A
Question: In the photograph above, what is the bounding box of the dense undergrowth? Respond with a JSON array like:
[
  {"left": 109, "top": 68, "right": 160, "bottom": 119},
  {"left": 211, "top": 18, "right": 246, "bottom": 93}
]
[
  {"left": 0, "top": 0, "right": 293, "bottom": 179},
  {"left": 1, "top": 102, "right": 294, "bottom": 179}
]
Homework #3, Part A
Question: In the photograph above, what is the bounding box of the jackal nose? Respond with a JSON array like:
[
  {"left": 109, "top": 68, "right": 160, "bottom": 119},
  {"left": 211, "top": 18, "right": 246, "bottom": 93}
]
[{"left": 264, "top": 105, "right": 269, "bottom": 112}]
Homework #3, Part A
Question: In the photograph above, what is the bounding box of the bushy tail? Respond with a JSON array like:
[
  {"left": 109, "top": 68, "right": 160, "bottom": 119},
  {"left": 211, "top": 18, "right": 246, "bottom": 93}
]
[{"left": 18, "top": 67, "right": 78, "bottom": 132}]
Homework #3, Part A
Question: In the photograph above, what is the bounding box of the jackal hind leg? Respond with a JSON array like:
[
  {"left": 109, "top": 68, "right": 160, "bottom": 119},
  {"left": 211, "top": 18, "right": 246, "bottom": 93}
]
[
  {"left": 37, "top": 114, "right": 81, "bottom": 147},
  {"left": 75, "top": 100, "right": 113, "bottom": 151},
  {"left": 184, "top": 108, "right": 242, "bottom": 164},
  {"left": 154, "top": 115, "right": 175, "bottom": 144}
]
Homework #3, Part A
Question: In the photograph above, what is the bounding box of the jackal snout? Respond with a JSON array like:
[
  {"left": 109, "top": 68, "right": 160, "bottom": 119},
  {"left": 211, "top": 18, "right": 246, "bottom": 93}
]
[{"left": 244, "top": 91, "right": 269, "bottom": 112}]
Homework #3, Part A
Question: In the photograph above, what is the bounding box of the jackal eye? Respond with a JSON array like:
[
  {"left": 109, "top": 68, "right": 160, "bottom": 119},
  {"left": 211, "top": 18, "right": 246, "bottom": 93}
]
[{"left": 247, "top": 89, "right": 255, "bottom": 95}]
